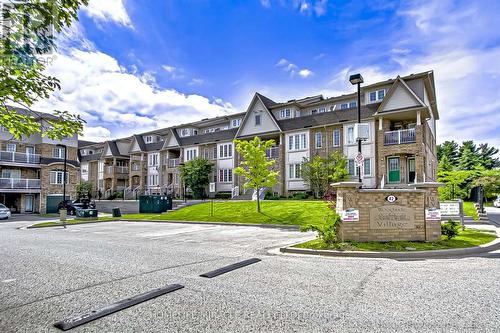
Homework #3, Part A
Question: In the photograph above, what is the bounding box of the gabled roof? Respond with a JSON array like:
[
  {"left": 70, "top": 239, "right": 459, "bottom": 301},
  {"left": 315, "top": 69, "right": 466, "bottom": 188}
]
[
  {"left": 78, "top": 140, "right": 97, "bottom": 148},
  {"left": 375, "top": 76, "right": 426, "bottom": 115},
  {"left": 235, "top": 93, "right": 282, "bottom": 138},
  {"left": 179, "top": 128, "right": 238, "bottom": 146},
  {"left": 255, "top": 93, "right": 278, "bottom": 109}
]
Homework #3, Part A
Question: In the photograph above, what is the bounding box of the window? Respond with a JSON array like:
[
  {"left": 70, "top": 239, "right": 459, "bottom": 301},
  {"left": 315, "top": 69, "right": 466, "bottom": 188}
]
[
  {"left": 280, "top": 109, "right": 291, "bottom": 119},
  {"left": 288, "top": 133, "right": 307, "bottom": 151},
  {"left": 315, "top": 132, "right": 323, "bottom": 148},
  {"left": 50, "top": 170, "right": 69, "bottom": 185},
  {"left": 218, "top": 169, "right": 233, "bottom": 182},
  {"left": 98, "top": 162, "right": 104, "bottom": 172},
  {"left": 148, "top": 153, "right": 159, "bottom": 166},
  {"left": 349, "top": 101, "right": 357, "bottom": 108},
  {"left": 363, "top": 158, "right": 371, "bottom": 176},
  {"left": 6, "top": 143, "right": 16, "bottom": 152},
  {"left": 333, "top": 130, "right": 341, "bottom": 147},
  {"left": 311, "top": 109, "right": 318, "bottom": 115},
  {"left": 145, "top": 136, "right": 153, "bottom": 143},
  {"left": 369, "top": 89, "right": 386, "bottom": 102},
  {"left": 348, "top": 159, "right": 355, "bottom": 175},
  {"left": 340, "top": 103, "right": 348, "bottom": 110},
  {"left": 318, "top": 107, "right": 326, "bottom": 113},
  {"left": 218, "top": 143, "right": 232, "bottom": 158},
  {"left": 2, "top": 169, "right": 21, "bottom": 178},
  {"left": 346, "top": 126, "right": 355, "bottom": 144},
  {"left": 185, "top": 148, "right": 197, "bottom": 161},
  {"left": 231, "top": 118, "right": 241, "bottom": 127},
  {"left": 255, "top": 114, "right": 261, "bottom": 125},
  {"left": 289, "top": 164, "right": 302, "bottom": 179},
  {"left": 52, "top": 147, "right": 65, "bottom": 158},
  {"left": 181, "top": 128, "right": 189, "bottom": 137},
  {"left": 149, "top": 174, "right": 159, "bottom": 186}
]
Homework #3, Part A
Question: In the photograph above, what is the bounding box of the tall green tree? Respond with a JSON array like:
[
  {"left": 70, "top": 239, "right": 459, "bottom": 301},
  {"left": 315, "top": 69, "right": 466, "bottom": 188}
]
[
  {"left": 76, "top": 181, "right": 93, "bottom": 200},
  {"left": 437, "top": 141, "right": 459, "bottom": 165},
  {"left": 472, "top": 169, "right": 500, "bottom": 199},
  {"left": 301, "top": 151, "right": 348, "bottom": 198},
  {"left": 179, "top": 158, "right": 213, "bottom": 199},
  {"left": 234, "top": 137, "right": 279, "bottom": 213},
  {"left": 476, "top": 143, "right": 500, "bottom": 169},
  {"left": 1, "top": 0, "right": 87, "bottom": 140},
  {"left": 457, "top": 141, "right": 480, "bottom": 170}
]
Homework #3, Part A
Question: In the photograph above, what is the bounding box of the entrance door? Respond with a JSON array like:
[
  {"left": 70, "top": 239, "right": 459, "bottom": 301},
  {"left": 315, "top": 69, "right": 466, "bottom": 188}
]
[
  {"left": 26, "top": 146, "right": 35, "bottom": 163},
  {"left": 408, "top": 158, "right": 416, "bottom": 183},
  {"left": 388, "top": 157, "right": 400, "bottom": 183},
  {"left": 25, "top": 195, "right": 34, "bottom": 213}
]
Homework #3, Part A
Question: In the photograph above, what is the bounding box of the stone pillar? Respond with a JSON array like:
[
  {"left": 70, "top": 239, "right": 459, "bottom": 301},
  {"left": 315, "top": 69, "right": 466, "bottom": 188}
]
[{"left": 413, "top": 182, "right": 443, "bottom": 241}]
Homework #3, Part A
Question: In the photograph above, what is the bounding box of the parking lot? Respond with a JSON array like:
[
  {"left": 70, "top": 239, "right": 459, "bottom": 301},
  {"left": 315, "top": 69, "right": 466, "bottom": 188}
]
[{"left": 1, "top": 220, "right": 500, "bottom": 332}]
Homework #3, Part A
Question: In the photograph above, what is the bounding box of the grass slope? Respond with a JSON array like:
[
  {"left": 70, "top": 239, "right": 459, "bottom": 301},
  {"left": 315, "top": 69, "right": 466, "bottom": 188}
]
[
  {"left": 463, "top": 201, "right": 479, "bottom": 220},
  {"left": 122, "top": 200, "right": 331, "bottom": 227},
  {"left": 295, "top": 228, "right": 497, "bottom": 252}
]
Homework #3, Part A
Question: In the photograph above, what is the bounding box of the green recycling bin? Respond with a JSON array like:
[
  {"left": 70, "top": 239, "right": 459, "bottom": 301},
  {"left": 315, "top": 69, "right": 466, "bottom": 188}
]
[
  {"left": 76, "top": 209, "right": 98, "bottom": 219},
  {"left": 139, "top": 195, "right": 172, "bottom": 213}
]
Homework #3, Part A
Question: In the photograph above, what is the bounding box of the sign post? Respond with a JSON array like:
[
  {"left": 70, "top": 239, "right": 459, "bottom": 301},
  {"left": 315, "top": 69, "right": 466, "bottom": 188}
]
[
  {"left": 209, "top": 182, "right": 216, "bottom": 217},
  {"left": 440, "top": 200, "right": 464, "bottom": 230}
]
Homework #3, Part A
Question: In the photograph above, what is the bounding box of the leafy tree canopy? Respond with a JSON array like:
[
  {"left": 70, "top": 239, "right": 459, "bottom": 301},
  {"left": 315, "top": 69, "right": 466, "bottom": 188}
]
[
  {"left": 0, "top": 0, "right": 88, "bottom": 140},
  {"left": 437, "top": 140, "right": 499, "bottom": 172},
  {"left": 301, "top": 151, "right": 348, "bottom": 198},
  {"left": 179, "top": 158, "right": 213, "bottom": 199}
]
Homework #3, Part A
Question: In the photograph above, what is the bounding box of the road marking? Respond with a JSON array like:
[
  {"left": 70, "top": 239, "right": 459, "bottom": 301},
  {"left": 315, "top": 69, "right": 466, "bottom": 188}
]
[{"left": 200, "top": 258, "right": 261, "bottom": 278}]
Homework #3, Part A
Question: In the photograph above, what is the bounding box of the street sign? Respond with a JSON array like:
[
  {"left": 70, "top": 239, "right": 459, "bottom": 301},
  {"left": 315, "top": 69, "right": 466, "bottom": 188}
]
[
  {"left": 355, "top": 153, "right": 364, "bottom": 167},
  {"left": 440, "top": 202, "right": 460, "bottom": 216},
  {"left": 209, "top": 182, "right": 216, "bottom": 193}
]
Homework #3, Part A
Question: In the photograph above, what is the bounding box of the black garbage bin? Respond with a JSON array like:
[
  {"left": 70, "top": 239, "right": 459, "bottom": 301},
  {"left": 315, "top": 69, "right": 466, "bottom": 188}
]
[{"left": 112, "top": 207, "right": 121, "bottom": 217}]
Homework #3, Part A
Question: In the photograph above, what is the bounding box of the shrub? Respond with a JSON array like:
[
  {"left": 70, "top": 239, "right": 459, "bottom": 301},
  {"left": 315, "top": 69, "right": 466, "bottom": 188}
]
[
  {"left": 300, "top": 212, "right": 342, "bottom": 246},
  {"left": 292, "top": 192, "right": 308, "bottom": 200},
  {"left": 441, "top": 219, "right": 460, "bottom": 240},
  {"left": 114, "top": 191, "right": 123, "bottom": 199},
  {"left": 215, "top": 192, "right": 231, "bottom": 200}
]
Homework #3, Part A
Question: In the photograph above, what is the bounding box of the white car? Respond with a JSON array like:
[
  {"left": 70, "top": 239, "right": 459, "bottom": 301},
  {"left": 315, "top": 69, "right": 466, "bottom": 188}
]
[
  {"left": 494, "top": 197, "right": 500, "bottom": 208},
  {"left": 0, "top": 204, "right": 11, "bottom": 219}
]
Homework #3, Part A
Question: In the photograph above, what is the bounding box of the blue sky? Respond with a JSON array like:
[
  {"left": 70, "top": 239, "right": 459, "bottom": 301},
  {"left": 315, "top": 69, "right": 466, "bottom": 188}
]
[{"left": 35, "top": 0, "right": 500, "bottom": 149}]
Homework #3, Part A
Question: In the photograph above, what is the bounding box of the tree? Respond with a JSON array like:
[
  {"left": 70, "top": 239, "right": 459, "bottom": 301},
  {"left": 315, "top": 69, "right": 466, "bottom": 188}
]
[
  {"left": 1, "top": 0, "right": 87, "bottom": 140},
  {"left": 179, "top": 158, "right": 213, "bottom": 199},
  {"left": 301, "top": 151, "right": 348, "bottom": 198},
  {"left": 438, "top": 155, "right": 454, "bottom": 172},
  {"left": 76, "top": 181, "right": 93, "bottom": 200},
  {"left": 472, "top": 170, "right": 500, "bottom": 199},
  {"left": 437, "top": 141, "right": 459, "bottom": 166},
  {"left": 476, "top": 143, "right": 500, "bottom": 169},
  {"left": 457, "top": 141, "right": 480, "bottom": 171},
  {"left": 234, "top": 137, "right": 279, "bottom": 213}
]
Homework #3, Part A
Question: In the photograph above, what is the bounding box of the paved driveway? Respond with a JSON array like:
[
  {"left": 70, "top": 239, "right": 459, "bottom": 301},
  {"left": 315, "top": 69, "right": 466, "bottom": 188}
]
[{"left": 1, "top": 221, "right": 499, "bottom": 332}]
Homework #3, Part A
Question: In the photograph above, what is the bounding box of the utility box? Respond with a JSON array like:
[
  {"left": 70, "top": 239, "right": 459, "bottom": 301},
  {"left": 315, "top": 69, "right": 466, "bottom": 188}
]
[
  {"left": 354, "top": 123, "right": 370, "bottom": 141},
  {"left": 139, "top": 195, "right": 172, "bottom": 213}
]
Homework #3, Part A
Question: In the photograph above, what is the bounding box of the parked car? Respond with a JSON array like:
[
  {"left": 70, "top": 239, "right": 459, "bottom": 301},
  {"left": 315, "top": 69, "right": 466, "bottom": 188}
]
[
  {"left": 57, "top": 200, "right": 96, "bottom": 215},
  {"left": 0, "top": 203, "right": 12, "bottom": 219},
  {"left": 494, "top": 196, "right": 500, "bottom": 208}
]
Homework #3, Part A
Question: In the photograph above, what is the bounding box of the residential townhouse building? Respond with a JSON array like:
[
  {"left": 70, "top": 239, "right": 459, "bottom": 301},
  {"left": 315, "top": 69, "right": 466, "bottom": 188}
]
[
  {"left": 78, "top": 70, "right": 438, "bottom": 198},
  {"left": 0, "top": 109, "right": 80, "bottom": 214}
]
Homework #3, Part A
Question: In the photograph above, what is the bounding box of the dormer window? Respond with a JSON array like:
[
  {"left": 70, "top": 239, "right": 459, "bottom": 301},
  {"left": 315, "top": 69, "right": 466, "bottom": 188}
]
[
  {"left": 280, "top": 108, "right": 291, "bottom": 119},
  {"left": 181, "top": 129, "right": 189, "bottom": 137},
  {"left": 231, "top": 118, "right": 241, "bottom": 127},
  {"left": 318, "top": 107, "right": 326, "bottom": 113},
  {"left": 145, "top": 136, "right": 153, "bottom": 143},
  {"left": 369, "top": 89, "right": 385, "bottom": 102}
]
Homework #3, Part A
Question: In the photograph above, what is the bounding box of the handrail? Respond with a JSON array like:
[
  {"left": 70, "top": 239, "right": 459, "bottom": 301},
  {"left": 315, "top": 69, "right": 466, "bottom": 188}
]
[
  {"left": 0, "top": 178, "right": 41, "bottom": 189},
  {"left": 231, "top": 186, "right": 239, "bottom": 199},
  {"left": 0, "top": 151, "right": 41, "bottom": 164},
  {"left": 384, "top": 128, "right": 416, "bottom": 145}
]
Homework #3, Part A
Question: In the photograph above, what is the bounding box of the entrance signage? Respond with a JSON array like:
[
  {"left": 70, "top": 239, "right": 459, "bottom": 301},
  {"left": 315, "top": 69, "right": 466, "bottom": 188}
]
[
  {"left": 385, "top": 195, "right": 397, "bottom": 203},
  {"left": 209, "top": 182, "right": 216, "bottom": 193},
  {"left": 341, "top": 209, "right": 359, "bottom": 222},
  {"left": 369, "top": 205, "right": 415, "bottom": 229},
  {"left": 425, "top": 208, "right": 441, "bottom": 221},
  {"left": 440, "top": 201, "right": 460, "bottom": 216}
]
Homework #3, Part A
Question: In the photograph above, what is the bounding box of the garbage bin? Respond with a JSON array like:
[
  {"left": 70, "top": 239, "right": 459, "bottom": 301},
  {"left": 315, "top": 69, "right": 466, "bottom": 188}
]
[
  {"left": 76, "top": 209, "right": 99, "bottom": 220},
  {"left": 139, "top": 195, "right": 172, "bottom": 213},
  {"left": 112, "top": 207, "right": 121, "bottom": 217}
]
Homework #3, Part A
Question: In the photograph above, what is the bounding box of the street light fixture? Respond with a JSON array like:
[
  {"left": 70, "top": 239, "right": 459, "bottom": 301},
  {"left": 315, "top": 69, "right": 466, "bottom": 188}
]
[{"left": 349, "top": 73, "right": 364, "bottom": 184}]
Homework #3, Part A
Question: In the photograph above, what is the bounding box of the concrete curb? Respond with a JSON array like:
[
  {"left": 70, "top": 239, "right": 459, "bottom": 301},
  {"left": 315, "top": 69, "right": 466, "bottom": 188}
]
[{"left": 280, "top": 235, "right": 500, "bottom": 259}]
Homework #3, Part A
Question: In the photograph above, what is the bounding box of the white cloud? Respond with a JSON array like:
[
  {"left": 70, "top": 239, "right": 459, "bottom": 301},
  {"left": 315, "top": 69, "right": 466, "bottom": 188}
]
[
  {"left": 34, "top": 47, "right": 235, "bottom": 140},
  {"left": 162, "top": 65, "right": 176, "bottom": 73},
  {"left": 300, "top": 1, "right": 310, "bottom": 13},
  {"left": 189, "top": 78, "right": 204, "bottom": 86},
  {"left": 314, "top": 0, "right": 328, "bottom": 16},
  {"left": 260, "top": 0, "right": 271, "bottom": 8},
  {"left": 82, "top": 0, "right": 133, "bottom": 28},
  {"left": 299, "top": 69, "right": 313, "bottom": 78},
  {"left": 82, "top": 126, "right": 112, "bottom": 142}
]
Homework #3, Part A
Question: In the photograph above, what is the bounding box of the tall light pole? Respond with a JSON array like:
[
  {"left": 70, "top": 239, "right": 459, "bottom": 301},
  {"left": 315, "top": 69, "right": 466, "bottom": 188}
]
[{"left": 349, "top": 73, "right": 364, "bottom": 184}]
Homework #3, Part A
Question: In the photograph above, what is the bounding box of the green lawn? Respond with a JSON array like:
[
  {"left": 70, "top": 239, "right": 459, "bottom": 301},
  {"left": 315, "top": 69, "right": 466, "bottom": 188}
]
[
  {"left": 463, "top": 201, "right": 479, "bottom": 220},
  {"left": 294, "top": 228, "right": 497, "bottom": 252},
  {"left": 122, "top": 200, "right": 331, "bottom": 227}
]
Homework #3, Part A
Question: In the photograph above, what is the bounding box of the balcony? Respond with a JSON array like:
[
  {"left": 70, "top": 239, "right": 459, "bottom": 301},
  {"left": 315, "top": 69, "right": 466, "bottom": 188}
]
[
  {"left": 104, "top": 165, "right": 129, "bottom": 175},
  {"left": 266, "top": 147, "right": 280, "bottom": 159},
  {"left": 168, "top": 158, "right": 180, "bottom": 168},
  {"left": 0, "top": 151, "right": 40, "bottom": 165},
  {"left": 384, "top": 129, "right": 416, "bottom": 145},
  {"left": 131, "top": 163, "right": 142, "bottom": 172},
  {"left": 0, "top": 178, "right": 41, "bottom": 190}
]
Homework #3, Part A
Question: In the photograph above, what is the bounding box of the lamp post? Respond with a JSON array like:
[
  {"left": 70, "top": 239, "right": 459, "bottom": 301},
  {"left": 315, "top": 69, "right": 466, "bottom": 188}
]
[
  {"left": 56, "top": 144, "right": 68, "bottom": 206},
  {"left": 349, "top": 73, "right": 364, "bottom": 184}
]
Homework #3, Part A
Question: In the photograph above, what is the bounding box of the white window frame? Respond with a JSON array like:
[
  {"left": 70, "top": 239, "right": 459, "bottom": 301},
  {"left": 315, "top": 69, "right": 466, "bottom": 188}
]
[
  {"left": 52, "top": 147, "right": 65, "bottom": 159},
  {"left": 349, "top": 101, "right": 357, "bottom": 108},
  {"left": 318, "top": 107, "right": 326, "bottom": 113},
  {"left": 185, "top": 148, "right": 197, "bottom": 161},
  {"left": 280, "top": 108, "right": 292, "bottom": 119},
  {"left": 340, "top": 103, "right": 348, "bottom": 110},
  {"left": 289, "top": 164, "right": 302, "bottom": 180},
  {"left": 6, "top": 143, "right": 16, "bottom": 152},
  {"left": 218, "top": 143, "right": 233, "bottom": 159},
  {"left": 315, "top": 132, "right": 323, "bottom": 148},
  {"left": 50, "top": 170, "right": 69, "bottom": 185},
  {"left": 231, "top": 118, "right": 241, "bottom": 127},
  {"left": 333, "top": 130, "right": 341, "bottom": 147},
  {"left": 363, "top": 158, "right": 372, "bottom": 176},
  {"left": 148, "top": 153, "right": 159, "bottom": 166},
  {"left": 145, "top": 136, "right": 153, "bottom": 143},
  {"left": 287, "top": 133, "right": 307, "bottom": 152},
  {"left": 255, "top": 114, "right": 261, "bottom": 126},
  {"left": 346, "top": 126, "right": 355, "bottom": 145},
  {"left": 218, "top": 169, "right": 233, "bottom": 183},
  {"left": 369, "top": 89, "right": 386, "bottom": 102}
]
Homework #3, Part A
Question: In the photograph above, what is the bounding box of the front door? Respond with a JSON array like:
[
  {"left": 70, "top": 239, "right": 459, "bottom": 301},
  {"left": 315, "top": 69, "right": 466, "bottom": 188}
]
[
  {"left": 388, "top": 157, "right": 400, "bottom": 183},
  {"left": 408, "top": 158, "right": 416, "bottom": 183},
  {"left": 25, "top": 195, "right": 34, "bottom": 213}
]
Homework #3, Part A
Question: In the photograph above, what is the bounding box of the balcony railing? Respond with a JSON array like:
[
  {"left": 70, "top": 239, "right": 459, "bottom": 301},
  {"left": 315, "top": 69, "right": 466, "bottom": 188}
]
[
  {"left": 168, "top": 158, "right": 180, "bottom": 168},
  {"left": 105, "top": 166, "right": 129, "bottom": 174},
  {"left": 384, "top": 129, "right": 416, "bottom": 145},
  {"left": 0, "top": 151, "right": 40, "bottom": 164},
  {"left": 0, "top": 178, "right": 41, "bottom": 189},
  {"left": 266, "top": 147, "right": 280, "bottom": 159}
]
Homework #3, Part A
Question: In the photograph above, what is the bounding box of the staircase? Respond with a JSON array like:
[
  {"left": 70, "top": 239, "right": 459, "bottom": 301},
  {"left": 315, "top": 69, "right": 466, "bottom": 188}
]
[{"left": 474, "top": 202, "right": 489, "bottom": 222}]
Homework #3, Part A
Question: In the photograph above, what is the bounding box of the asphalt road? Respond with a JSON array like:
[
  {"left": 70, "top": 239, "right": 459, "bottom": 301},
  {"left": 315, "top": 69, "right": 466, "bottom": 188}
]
[
  {"left": 486, "top": 206, "right": 500, "bottom": 227},
  {"left": 1, "top": 220, "right": 499, "bottom": 332}
]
